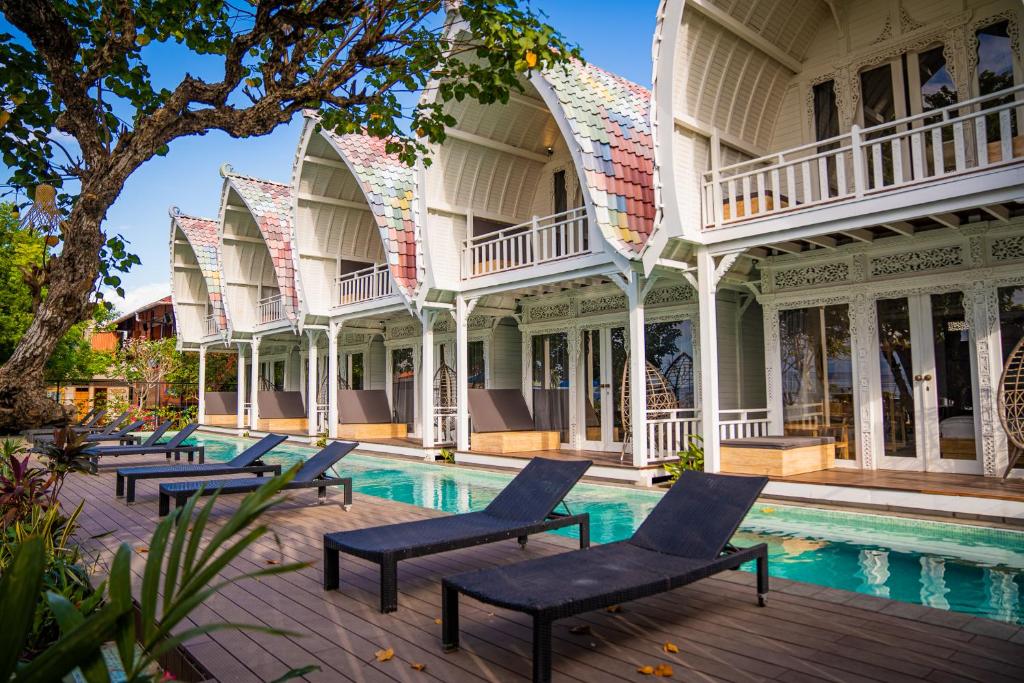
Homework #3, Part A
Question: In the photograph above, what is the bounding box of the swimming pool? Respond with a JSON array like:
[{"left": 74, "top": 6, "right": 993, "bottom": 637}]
[{"left": 186, "top": 432, "right": 1024, "bottom": 624}]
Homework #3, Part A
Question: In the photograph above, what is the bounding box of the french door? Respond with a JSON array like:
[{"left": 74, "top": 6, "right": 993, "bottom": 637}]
[
  {"left": 580, "top": 327, "right": 626, "bottom": 451},
  {"left": 875, "top": 293, "right": 981, "bottom": 473}
]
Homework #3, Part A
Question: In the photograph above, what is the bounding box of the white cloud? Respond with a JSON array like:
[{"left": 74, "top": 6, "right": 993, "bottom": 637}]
[{"left": 106, "top": 282, "right": 170, "bottom": 318}]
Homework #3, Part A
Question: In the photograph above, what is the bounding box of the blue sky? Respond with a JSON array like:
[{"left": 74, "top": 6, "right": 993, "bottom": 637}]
[{"left": 2, "top": 2, "right": 659, "bottom": 314}]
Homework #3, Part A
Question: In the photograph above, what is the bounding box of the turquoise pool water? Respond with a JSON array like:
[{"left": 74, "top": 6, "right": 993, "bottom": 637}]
[{"left": 186, "top": 433, "right": 1024, "bottom": 624}]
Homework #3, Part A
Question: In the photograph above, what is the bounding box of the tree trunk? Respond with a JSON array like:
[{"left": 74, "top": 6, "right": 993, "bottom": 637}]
[{"left": 0, "top": 191, "right": 108, "bottom": 433}]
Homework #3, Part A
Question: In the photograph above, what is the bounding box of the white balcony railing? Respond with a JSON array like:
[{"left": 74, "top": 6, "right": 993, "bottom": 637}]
[
  {"left": 462, "top": 207, "right": 589, "bottom": 278},
  {"left": 205, "top": 314, "right": 219, "bottom": 337},
  {"left": 336, "top": 262, "right": 394, "bottom": 306},
  {"left": 316, "top": 402, "right": 330, "bottom": 433},
  {"left": 702, "top": 84, "right": 1024, "bottom": 229},
  {"left": 643, "top": 407, "right": 771, "bottom": 465},
  {"left": 257, "top": 293, "right": 285, "bottom": 325}
]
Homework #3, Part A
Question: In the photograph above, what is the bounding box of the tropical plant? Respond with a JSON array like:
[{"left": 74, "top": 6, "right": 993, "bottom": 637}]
[
  {"left": 0, "top": 452, "right": 55, "bottom": 526},
  {"left": 32, "top": 428, "right": 98, "bottom": 502},
  {"left": 0, "top": 1, "right": 579, "bottom": 431},
  {"left": 664, "top": 435, "right": 705, "bottom": 482},
  {"left": 315, "top": 432, "right": 328, "bottom": 449},
  {"left": 0, "top": 467, "right": 316, "bottom": 681},
  {"left": 439, "top": 448, "right": 456, "bottom": 464}
]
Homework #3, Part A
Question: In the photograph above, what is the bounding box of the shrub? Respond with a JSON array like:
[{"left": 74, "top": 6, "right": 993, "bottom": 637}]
[{"left": 664, "top": 435, "right": 705, "bottom": 482}]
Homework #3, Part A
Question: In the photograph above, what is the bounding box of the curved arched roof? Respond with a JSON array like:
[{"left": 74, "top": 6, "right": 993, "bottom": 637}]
[
  {"left": 538, "top": 60, "right": 656, "bottom": 255},
  {"left": 170, "top": 209, "right": 226, "bottom": 332},
  {"left": 220, "top": 167, "right": 299, "bottom": 322},
  {"left": 316, "top": 123, "right": 419, "bottom": 296}
]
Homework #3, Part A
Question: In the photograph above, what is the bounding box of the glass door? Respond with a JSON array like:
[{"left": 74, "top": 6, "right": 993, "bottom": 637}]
[{"left": 876, "top": 293, "right": 981, "bottom": 473}]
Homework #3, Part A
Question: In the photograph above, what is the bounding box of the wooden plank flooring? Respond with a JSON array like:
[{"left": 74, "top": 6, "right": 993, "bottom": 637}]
[
  {"left": 59, "top": 457, "right": 1023, "bottom": 682},
  {"left": 776, "top": 469, "right": 1024, "bottom": 502}
]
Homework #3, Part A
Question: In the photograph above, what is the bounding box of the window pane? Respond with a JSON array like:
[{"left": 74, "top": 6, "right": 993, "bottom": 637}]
[
  {"left": 813, "top": 80, "right": 839, "bottom": 141},
  {"left": 918, "top": 45, "right": 957, "bottom": 111},
  {"left": 531, "top": 333, "right": 569, "bottom": 442},
  {"left": 350, "top": 353, "right": 364, "bottom": 391},
  {"left": 391, "top": 347, "right": 415, "bottom": 428},
  {"left": 779, "top": 305, "right": 856, "bottom": 460},
  {"left": 977, "top": 21, "right": 1015, "bottom": 96},
  {"left": 930, "top": 292, "right": 976, "bottom": 461},
  {"left": 860, "top": 63, "right": 896, "bottom": 127},
  {"left": 645, "top": 320, "right": 694, "bottom": 409},
  {"left": 877, "top": 298, "right": 916, "bottom": 458},
  {"left": 467, "top": 341, "right": 485, "bottom": 389},
  {"left": 553, "top": 169, "right": 567, "bottom": 215},
  {"left": 998, "top": 285, "right": 1024, "bottom": 361}
]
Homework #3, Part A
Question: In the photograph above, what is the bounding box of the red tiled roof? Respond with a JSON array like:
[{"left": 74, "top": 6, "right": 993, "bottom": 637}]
[{"left": 171, "top": 211, "right": 226, "bottom": 332}]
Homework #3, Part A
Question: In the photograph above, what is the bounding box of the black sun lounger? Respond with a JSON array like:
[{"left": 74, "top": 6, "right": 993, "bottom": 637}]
[
  {"left": 157, "top": 440, "right": 357, "bottom": 517},
  {"left": 323, "top": 457, "right": 592, "bottom": 613},
  {"left": 116, "top": 433, "right": 287, "bottom": 503},
  {"left": 88, "top": 423, "right": 203, "bottom": 464},
  {"left": 22, "top": 407, "right": 106, "bottom": 438},
  {"left": 441, "top": 471, "right": 769, "bottom": 683}
]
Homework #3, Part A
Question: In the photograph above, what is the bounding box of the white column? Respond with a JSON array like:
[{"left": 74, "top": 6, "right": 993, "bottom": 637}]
[
  {"left": 762, "top": 302, "right": 784, "bottom": 434},
  {"left": 236, "top": 343, "right": 246, "bottom": 429},
  {"left": 696, "top": 247, "right": 722, "bottom": 472},
  {"left": 197, "top": 345, "right": 207, "bottom": 425},
  {"left": 627, "top": 279, "right": 648, "bottom": 467},
  {"left": 328, "top": 323, "right": 340, "bottom": 439},
  {"left": 306, "top": 331, "right": 318, "bottom": 437},
  {"left": 249, "top": 336, "right": 261, "bottom": 430},
  {"left": 455, "top": 296, "right": 470, "bottom": 451},
  {"left": 420, "top": 311, "right": 437, "bottom": 448}
]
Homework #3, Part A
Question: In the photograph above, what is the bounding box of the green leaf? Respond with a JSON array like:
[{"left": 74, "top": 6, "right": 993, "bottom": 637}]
[
  {"left": 0, "top": 536, "right": 46, "bottom": 682},
  {"left": 107, "top": 544, "right": 137, "bottom": 671}
]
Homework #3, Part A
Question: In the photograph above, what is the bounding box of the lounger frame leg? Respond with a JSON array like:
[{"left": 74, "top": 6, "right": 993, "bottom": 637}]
[
  {"left": 317, "top": 486, "right": 327, "bottom": 504},
  {"left": 126, "top": 478, "right": 137, "bottom": 505},
  {"left": 533, "top": 616, "right": 553, "bottom": 683},
  {"left": 158, "top": 492, "right": 170, "bottom": 517},
  {"left": 323, "top": 546, "right": 340, "bottom": 590},
  {"left": 341, "top": 478, "right": 352, "bottom": 511},
  {"left": 756, "top": 547, "right": 769, "bottom": 607},
  {"left": 441, "top": 582, "right": 459, "bottom": 651},
  {"left": 116, "top": 473, "right": 124, "bottom": 497},
  {"left": 379, "top": 557, "right": 398, "bottom": 613},
  {"left": 578, "top": 517, "right": 590, "bottom": 549},
  {"left": 198, "top": 447, "right": 205, "bottom": 464},
  {"left": 518, "top": 535, "right": 528, "bottom": 548}
]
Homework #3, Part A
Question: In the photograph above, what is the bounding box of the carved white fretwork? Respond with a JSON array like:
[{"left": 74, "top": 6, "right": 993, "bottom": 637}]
[
  {"left": 579, "top": 295, "right": 627, "bottom": 315},
  {"left": 773, "top": 262, "right": 851, "bottom": 290},
  {"left": 645, "top": 285, "right": 696, "bottom": 306},
  {"left": 870, "top": 246, "right": 964, "bottom": 278},
  {"left": 992, "top": 235, "right": 1024, "bottom": 263}
]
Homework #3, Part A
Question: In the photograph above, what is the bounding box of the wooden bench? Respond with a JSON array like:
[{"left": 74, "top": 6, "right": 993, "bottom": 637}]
[
  {"left": 337, "top": 389, "right": 407, "bottom": 440},
  {"left": 255, "top": 390, "right": 308, "bottom": 432},
  {"left": 721, "top": 436, "right": 835, "bottom": 477},
  {"left": 468, "top": 388, "right": 559, "bottom": 454}
]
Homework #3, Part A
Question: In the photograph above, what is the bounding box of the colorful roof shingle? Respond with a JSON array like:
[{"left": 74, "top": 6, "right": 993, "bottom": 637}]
[
  {"left": 318, "top": 126, "right": 419, "bottom": 296},
  {"left": 222, "top": 169, "right": 299, "bottom": 322},
  {"left": 170, "top": 210, "right": 226, "bottom": 334},
  {"left": 542, "top": 60, "right": 655, "bottom": 255}
]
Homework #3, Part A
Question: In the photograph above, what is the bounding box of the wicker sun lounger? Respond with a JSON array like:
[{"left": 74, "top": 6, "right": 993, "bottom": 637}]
[
  {"left": 88, "top": 423, "right": 203, "bottom": 464},
  {"left": 115, "top": 433, "right": 288, "bottom": 504},
  {"left": 157, "top": 440, "right": 357, "bottom": 516},
  {"left": 441, "top": 471, "right": 769, "bottom": 682},
  {"left": 323, "top": 457, "right": 592, "bottom": 613}
]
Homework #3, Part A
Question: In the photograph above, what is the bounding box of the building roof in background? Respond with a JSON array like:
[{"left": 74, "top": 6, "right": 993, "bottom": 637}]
[
  {"left": 170, "top": 211, "right": 226, "bottom": 331},
  {"left": 113, "top": 295, "right": 173, "bottom": 325},
  {"left": 318, "top": 124, "right": 419, "bottom": 297},
  {"left": 221, "top": 167, "right": 299, "bottom": 319},
  {"left": 542, "top": 59, "right": 655, "bottom": 255}
]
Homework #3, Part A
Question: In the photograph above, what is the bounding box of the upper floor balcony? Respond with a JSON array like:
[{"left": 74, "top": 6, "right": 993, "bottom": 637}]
[
  {"left": 204, "top": 313, "right": 221, "bottom": 338},
  {"left": 257, "top": 293, "right": 286, "bottom": 326},
  {"left": 335, "top": 262, "right": 395, "bottom": 307},
  {"left": 461, "top": 207, "right": 590, "bottom": 279},
  {"left": 701, "top": 85, "right": 1024, "bottom": 240}
]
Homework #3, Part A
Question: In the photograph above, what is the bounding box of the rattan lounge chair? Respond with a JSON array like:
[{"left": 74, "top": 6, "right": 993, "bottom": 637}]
[
  {"left": 323, "top": 457, "right": 592, "bottom": 613},
  {"left": 115, "top": 433, "right": 287, "bottom": 504},
  {"left": 441, "top": 471, "right": 769, "bottom": 683},
  {"left": 157, "top": 440, "right": 356, "bottom": 517},
  {"left": 88, "top": 423, "right": 203, "bottom": 464}
]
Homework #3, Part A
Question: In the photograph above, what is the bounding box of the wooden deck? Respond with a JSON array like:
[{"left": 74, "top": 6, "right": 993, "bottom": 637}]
[
  {"left": 775, "top": 468, "right": 1024, "bottom": 503},
  {"left": 60, "top": 459, "right": 1024, "bottom": 682}
]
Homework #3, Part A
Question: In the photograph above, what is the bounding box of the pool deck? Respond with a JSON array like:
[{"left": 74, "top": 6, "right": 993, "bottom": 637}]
[{"left": 63, "top": 458, "right": 1023, "bottom": 683}]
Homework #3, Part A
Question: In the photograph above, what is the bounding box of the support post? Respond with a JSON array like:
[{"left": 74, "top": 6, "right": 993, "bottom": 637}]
[
  {"left": 696, "top": 247, "right": 721, "bottom": 472},
  {"left": 455, "top": 296, "right": 470, "bottom": 451},
  {"left": 420, "top": 310, "right": 437, "bottom": 448},
  {"left": 328, "top": 323, "right": 340, "bottom": 439},
  {"left": 249, "top": 336, "right": 261, "bottom": 431},
  {"left": 627, "top": 278, "right": 648, "bottom": 467},
  {"left": 236, "top": 343, "right": 246, "bottom": 429},
  {"left": 197, "top": 345, "right": 207, "bottom": 425},
  {"left": 306, "top": 331, "right": 318, "bottom": 437}
]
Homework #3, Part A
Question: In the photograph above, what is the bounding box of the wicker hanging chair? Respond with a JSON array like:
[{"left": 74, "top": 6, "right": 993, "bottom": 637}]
[
  {"left": 434, "top": 357, "right": 458, "bottom": 444},
  {"left": 619, "top": 357, "right": 678, "bottom": 461},
  {"left": 998, "top": 335, "right": 1024, "bottom": 479}
]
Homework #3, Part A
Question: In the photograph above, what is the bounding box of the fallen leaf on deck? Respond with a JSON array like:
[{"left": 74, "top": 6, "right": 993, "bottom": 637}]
[
  {"left": 374, "top": 648, "right": 394, "bottom": 662},
  {"left": 605, "top": 605, "right": 622, "bottom": 613},
  {"left": 135, "top": 547, "right": 148, "bottom": 553},
  {"left": 265, "top": 559, "right": 279, "bottom": 565},
  {"left": 654, "top": 663, "right": 674, "bottom": 677},
  {"left": 662, "top": 642, "right": 679, "bottom": 654},
  {"left": 569, "top": 625, "right": 591, "bottom": 635},
  {"left": 410, "top": 663, "right": 426, "bottom": 671},
  {"left": 636, "top": 665, "right": 655, "bottom": 675},
  {"left": 434, "top": 618, "right": 442, "bottom": 625}
]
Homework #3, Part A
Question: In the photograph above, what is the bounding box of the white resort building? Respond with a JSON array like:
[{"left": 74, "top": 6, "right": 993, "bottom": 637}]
[{"left": 171, "top": 0, "right": 1024, "bottom": 516}]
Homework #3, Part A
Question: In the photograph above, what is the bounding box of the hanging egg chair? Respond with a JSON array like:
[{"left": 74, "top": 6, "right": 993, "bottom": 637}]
[
  {"left": 433, "top": 357, "right": 458, "bottom": 444},
  {"left": 664, "top": 351, "right": 694, "bottom": 409},
  {"left": 998, "top": 335, "right": 1024, "bottom": 478},
  {"left": 619, "top": 357, "right": 678, "bottom": 461}
]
